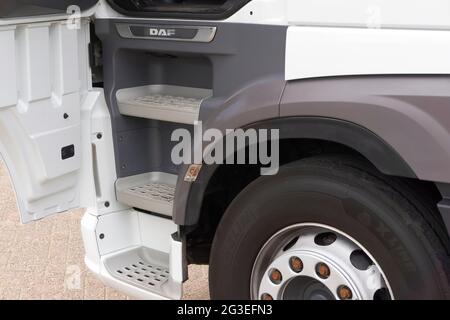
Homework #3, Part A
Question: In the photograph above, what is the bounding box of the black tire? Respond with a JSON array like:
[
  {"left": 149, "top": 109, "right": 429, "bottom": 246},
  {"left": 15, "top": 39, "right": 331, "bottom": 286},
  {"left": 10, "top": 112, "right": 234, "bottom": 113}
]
[{"left": 209, "top": 155, "right": 450, "bottom": 300}]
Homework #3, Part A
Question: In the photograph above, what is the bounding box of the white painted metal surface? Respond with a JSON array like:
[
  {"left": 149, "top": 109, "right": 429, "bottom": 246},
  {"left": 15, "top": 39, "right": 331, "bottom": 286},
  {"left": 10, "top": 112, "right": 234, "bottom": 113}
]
[
  {"left": 286, "top": 0, "right": 450, "bottom": 30},
  {"left": 81, "top": 209, "right": 183, "bottom": 299},
  {"left": 83, "top": 89, "right": 128, "bottom": 215},
  {"left": 226, "top": 0, "right": 288, "bottom": 25},
  {"left": 0, "top": 19, "right": 92, "bottom": 222},
  {"left": 285, "top": 26, "right": 450, "bottom": 81},
  {"left": 230, "top": 0, "right": 450, "bottom": 28}
]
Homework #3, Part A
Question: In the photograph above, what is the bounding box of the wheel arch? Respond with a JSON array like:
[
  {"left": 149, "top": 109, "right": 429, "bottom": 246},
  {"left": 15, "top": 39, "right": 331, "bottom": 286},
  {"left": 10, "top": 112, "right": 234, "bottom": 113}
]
[{"left": 175, "top": 116, "right": 417, "bottom": 229}]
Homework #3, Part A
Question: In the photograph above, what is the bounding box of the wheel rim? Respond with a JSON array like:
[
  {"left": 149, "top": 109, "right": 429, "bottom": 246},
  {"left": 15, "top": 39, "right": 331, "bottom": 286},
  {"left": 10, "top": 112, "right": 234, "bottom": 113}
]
[{"left": 250, "top": 223, "right": 393, "bottom": 300}]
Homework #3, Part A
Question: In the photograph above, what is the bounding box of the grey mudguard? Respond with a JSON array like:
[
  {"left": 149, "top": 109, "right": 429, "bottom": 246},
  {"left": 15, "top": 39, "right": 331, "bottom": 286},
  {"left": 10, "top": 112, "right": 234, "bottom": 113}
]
[{"left": 281, "top": 75, "right": 450, "bottom": 183}]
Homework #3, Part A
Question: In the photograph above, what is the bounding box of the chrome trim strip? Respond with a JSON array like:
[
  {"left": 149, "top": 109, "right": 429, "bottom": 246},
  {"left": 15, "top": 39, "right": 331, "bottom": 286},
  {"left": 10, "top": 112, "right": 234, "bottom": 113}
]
[{"left": 116, "top": 24, "right": 217, "bottom": 43}]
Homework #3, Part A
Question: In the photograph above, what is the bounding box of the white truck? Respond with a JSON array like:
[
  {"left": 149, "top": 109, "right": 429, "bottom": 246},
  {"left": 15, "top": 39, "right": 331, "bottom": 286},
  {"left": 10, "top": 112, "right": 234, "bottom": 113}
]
[{"left": 0, "top": 0, "right": 449, "bottom": 300}]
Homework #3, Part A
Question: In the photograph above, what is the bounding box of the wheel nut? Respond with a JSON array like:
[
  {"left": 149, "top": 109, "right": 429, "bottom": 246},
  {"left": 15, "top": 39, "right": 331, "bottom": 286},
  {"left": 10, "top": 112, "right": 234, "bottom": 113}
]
[
  {"left": 337, "top": 285, "right": 353, "bottom": 300},
  {"left": 289, "top": 256, "right": 303, "bottom": 273},
  {"left": 316, "top": 262, "right": 330, "bottom": 279},
  {"left": 261, "top": 293, "right": 273, "bottom": 300},
  {"left": 269, "top": 268, "right": 282, "bottom": 284}
]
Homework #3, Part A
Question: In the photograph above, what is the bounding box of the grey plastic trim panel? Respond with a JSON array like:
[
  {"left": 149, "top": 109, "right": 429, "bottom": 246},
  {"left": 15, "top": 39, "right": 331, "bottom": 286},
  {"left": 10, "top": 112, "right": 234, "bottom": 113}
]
[
  {"left": 116, "top": 24, "right": 217, "bottom": 43},
  {"left": 96, "top": 19, "right": 287, "bottom": 178}
]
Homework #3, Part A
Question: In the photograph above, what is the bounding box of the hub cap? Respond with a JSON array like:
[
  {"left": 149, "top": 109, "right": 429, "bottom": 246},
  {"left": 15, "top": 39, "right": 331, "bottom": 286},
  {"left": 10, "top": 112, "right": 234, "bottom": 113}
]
[{"left": 250, "top": 223, "right": 393, "bottom": 300}]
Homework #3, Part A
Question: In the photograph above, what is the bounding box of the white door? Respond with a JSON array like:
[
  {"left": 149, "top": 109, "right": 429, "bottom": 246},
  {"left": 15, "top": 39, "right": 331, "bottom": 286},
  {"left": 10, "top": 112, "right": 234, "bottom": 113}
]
[{"left": 0, "top": 7, "right": 96, "bottom": 222}]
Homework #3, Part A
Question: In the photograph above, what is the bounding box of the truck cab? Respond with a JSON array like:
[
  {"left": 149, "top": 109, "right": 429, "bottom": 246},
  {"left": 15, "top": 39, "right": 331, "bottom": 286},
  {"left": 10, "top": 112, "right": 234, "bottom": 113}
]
[{"left": 0, "top": 0, "right": 449, "bottom": 300}]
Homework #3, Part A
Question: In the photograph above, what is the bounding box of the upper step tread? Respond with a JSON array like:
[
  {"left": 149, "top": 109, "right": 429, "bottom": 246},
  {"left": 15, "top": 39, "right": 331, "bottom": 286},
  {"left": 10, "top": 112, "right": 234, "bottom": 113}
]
[
  {"left": 132, "top": 94, "right": 202, "bottom": 112},
  {"left": 116, "top": 85, "right": 212, "bottom": 124},
  {"left": 116, "top": 172, "right": 177, "bottom": 216}
]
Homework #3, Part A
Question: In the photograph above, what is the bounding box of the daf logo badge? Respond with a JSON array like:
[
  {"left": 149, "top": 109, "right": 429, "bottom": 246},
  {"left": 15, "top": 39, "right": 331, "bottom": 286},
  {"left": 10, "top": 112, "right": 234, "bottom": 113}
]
[
  {"left": 119, "top": 24, "right": 217, "bottom": 43},
  {"left": 148, "top": 28, "right": 176, "bottom": 37}
]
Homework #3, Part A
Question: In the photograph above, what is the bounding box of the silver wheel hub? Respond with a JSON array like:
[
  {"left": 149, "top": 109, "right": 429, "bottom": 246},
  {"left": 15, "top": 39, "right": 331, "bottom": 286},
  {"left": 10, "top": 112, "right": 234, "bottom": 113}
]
[{"left": 251, "top": 224, "right": 393, "bottom": 300}]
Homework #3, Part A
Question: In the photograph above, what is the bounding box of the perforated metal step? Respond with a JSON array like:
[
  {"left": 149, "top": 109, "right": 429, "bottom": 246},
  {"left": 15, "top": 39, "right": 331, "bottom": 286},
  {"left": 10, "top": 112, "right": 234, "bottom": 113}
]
[
  {"left": 116, "top": 172, "right": 177, "bottom": 216},
  {"left": 104, "top": 246, "right": 170, "bottom": 293},
  {"left": 116, "top": 85, "right": 212, "bottom": 124}
]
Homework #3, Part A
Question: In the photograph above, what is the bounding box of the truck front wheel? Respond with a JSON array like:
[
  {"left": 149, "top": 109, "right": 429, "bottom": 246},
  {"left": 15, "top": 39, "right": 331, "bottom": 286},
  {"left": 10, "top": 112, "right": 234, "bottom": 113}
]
[{"left": 209, "top": 156, "right": 450, "bottom": 300}]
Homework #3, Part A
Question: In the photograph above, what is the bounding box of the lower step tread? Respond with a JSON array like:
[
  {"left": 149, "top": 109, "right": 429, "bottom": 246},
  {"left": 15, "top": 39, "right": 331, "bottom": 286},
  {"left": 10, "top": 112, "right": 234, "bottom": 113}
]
[{"left": 104, "top": 247, "right": 170, "bottom": 293}]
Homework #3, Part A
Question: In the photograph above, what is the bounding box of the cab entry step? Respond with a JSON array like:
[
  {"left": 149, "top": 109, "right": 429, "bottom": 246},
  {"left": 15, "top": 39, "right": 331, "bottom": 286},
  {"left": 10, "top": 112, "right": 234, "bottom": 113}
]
[
  {"left": 116, "top": 85, "right": 212, "bottom": 124},
  {"left": 115, "top": 172, "right": 177, "bottom": 216},
  {"left": 104, "top": 246, "right": 170, "bottom": 293}
]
